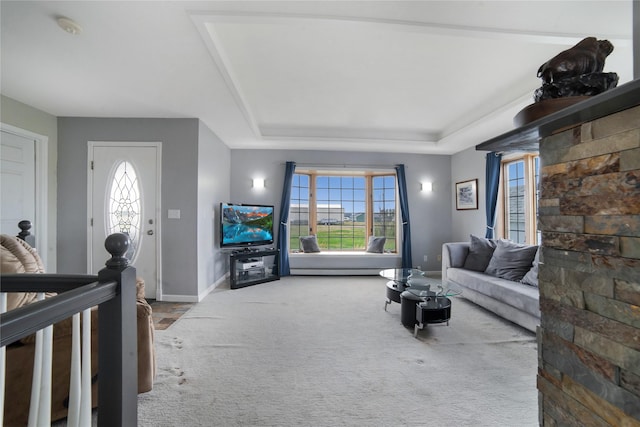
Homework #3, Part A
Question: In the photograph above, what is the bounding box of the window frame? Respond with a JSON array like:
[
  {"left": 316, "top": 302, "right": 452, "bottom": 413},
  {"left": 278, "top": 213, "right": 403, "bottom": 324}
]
[
  {"left": 497, "top": 153, "right": 539, "bottom": 245},
  {"left": 289, "top": 169, "right": 399, "bottom": 253}
]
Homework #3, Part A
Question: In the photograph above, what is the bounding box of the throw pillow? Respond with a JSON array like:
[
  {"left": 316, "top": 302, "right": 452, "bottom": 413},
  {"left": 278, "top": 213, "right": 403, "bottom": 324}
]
[
  {"left": 521, "top": 247, "right": 540, "bottom": 287},
  {"left": 463, "top": 234, "right": 498, "bottom": 271},
  {"left": 299, "top": 235, "right": 321, "bottom": 253},
  {"left": 485, "top": 240, "right": 539, "bottom": 282},
  {"left": 366, "top": 236, "right": 386, "bottom": 253},
  {"left": 1, "top": 234, "right": 47, "bottom": 311}
]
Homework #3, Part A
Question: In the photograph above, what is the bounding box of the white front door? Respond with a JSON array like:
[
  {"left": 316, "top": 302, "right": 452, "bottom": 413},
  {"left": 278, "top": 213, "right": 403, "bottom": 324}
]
[{"left": 88, "top": 142, "right": 161, "bottom": 299}]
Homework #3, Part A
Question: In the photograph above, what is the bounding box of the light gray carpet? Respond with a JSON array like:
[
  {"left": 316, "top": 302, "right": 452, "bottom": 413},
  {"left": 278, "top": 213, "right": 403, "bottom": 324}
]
[{"left": 137, "top": 276, "right": 538, "bottom": 426}]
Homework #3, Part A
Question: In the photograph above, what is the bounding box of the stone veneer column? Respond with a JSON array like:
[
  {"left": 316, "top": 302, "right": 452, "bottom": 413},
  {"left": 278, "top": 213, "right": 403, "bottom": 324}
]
[{"left": 537, "top": 104, "right": 640, "bottom": 424}]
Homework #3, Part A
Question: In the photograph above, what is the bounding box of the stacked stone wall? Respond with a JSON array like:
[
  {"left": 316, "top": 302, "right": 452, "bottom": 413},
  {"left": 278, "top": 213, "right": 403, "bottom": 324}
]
[{"left": 538, "top": 104, "right": 640, "bottom": 425}]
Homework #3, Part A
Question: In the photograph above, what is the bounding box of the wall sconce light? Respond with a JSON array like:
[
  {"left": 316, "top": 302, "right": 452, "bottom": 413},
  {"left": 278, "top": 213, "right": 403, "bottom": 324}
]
[
  {"left": 421, "top": 182, "right": 433, "bottom": 192},
  {"left": 252, "top": 178, "right": 265, "bottom": 189}
]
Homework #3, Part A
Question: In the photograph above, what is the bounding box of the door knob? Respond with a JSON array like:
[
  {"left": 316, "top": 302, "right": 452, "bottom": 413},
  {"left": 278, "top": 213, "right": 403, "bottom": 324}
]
[{"left": 147, "top": 230, "right": 154, "bottom": 235}]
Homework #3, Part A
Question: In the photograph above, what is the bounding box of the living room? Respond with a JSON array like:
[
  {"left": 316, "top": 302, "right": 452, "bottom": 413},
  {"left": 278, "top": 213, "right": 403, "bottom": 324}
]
[
  {"left": 2, "top": 1, "right": 639, "bottom": 425},
  {"left": 2, "top": 1, "right": 635, "bottom": 302}
]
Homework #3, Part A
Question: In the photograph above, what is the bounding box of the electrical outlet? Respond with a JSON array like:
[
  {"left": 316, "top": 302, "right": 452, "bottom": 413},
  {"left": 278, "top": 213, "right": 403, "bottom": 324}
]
[
  {"left": 437, "top": 254, "right": 442, "bottom": 261},
  {"left": 423, "top": 255, "right": 428, "bottom": 262}
]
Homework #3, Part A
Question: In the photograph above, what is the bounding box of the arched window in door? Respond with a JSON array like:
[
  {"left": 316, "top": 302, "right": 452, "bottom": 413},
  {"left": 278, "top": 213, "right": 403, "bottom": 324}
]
[{"left": 108, "top": 160, "right": 142, "bottom": 262}]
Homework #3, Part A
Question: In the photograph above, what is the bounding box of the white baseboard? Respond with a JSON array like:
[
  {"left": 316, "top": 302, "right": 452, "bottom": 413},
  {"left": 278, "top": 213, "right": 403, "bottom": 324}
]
[
  {"left": 291, "top": 269, "right": 442, "bottom": 277},
  {"left": 291, "top": 269, "right": 380, "bottom": 275},
  {"left": 158, "top": 294, "right": 200, "bottom": 303},
  {"left": 423, "top": 270, "right": 442, "bottom": 277},
  {"left": 160, "top": 273, "right": 229, "bottom": 303},
  {"left": 197, "top": 273, "right": 229, "bottom": 301}
]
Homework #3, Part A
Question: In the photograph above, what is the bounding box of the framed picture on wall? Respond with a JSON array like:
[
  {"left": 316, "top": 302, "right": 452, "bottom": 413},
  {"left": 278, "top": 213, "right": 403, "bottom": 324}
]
[{"left": 455, "top": 179, "right": 478, "bottom": 210}]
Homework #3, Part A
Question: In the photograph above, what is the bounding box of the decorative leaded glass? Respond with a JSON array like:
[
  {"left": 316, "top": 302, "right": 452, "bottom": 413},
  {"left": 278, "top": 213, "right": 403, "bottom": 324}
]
[{"left": 108, "top": 161, "right": 141, "bottom": 262}]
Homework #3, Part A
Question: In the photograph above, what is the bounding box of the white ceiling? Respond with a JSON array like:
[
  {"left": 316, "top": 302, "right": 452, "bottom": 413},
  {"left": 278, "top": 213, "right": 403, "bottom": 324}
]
[{"left": 0, "top": 1, "right": 634, "bottom": 155}]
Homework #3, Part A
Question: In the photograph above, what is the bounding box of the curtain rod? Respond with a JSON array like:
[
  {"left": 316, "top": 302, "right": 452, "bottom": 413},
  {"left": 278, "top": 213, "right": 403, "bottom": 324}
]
[{"left": 287, "top": 162, "right": 405, "bottom": 170}]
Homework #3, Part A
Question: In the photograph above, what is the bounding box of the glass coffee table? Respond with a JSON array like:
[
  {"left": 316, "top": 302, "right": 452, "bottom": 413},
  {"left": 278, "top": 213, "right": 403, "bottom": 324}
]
[
  {"left": 410, "top": 289, "right": 460, "bottom": 337},
  {"left": 380, "top": 268, "right": 461, "bottom": 336},
  {"left": 380, "top": 268, "right": 440, "bottom": 311}
]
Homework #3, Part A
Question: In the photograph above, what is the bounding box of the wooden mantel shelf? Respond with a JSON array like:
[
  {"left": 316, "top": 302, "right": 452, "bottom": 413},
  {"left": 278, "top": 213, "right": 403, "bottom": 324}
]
[{"left": 476, "top": 78, "right": 640, "bottom": 152}]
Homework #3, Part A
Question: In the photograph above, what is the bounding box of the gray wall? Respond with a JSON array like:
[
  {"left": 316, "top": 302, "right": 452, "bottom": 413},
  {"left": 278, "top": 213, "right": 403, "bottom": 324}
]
[
  {"left": 450, "top": 146, "right": 487, "bottom": 242},
  {"left": 197, "top": 121, "right": 231, "bottom": 298},
  {"left": 1, "top": 95, "right": 58, "bottom": 271},
  {"left": 23, "top": 109, "right": 468, "bottom": 294},
  {"left": 57, "top": 117, "right": 203, "bottom": 298},
  {"left": 230, "top": 149, "right": 452, "bottom": 272}
]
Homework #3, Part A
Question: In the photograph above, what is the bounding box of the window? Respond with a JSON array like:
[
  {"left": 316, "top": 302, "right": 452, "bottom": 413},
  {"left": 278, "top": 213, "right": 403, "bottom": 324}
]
[
  {"left": 501, "top": 154, "right": 539, "bottom": 244},
  {"left": 372, "top": 176, "right": 396, "bottom": 251},
  {"left": 289, "top": 174, "right": 309, "bottom": 239},
  {"left": 534, "top": 156, "right": 540, "bottom": 245},
  {"left": 505, "top": 160, "right": 526, "bottom": 243},
  {"left": 289, "top": 170, "right": 397, "bottom": 252}
]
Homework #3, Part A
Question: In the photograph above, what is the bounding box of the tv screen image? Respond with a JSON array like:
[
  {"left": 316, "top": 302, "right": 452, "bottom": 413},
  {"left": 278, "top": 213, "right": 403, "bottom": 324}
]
[{"left": 220, "top": 203, "right": 274, "bottom": 247}]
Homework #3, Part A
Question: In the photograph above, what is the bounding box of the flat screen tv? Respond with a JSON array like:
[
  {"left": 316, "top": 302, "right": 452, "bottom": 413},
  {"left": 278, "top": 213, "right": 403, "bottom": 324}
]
[{"left": 220, "top": 203, "right": 274, "bottom": 248}]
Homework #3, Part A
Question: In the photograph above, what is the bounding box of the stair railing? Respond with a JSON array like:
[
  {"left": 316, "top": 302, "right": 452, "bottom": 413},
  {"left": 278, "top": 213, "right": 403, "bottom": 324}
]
[{"left": 0, "top": 233, "right": 138, "bottom": 426}]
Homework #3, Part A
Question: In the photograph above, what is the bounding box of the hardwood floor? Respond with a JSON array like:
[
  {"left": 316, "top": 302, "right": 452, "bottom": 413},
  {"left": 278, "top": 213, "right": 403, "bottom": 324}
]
[{"left": 148, "top": 301, "right": 194, "bottom": 330}]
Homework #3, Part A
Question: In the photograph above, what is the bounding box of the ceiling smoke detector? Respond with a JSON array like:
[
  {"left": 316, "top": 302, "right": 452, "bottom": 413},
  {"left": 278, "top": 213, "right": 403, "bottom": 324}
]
[{"left": 56, "top": 17, "right": 82, "bottom": 35}]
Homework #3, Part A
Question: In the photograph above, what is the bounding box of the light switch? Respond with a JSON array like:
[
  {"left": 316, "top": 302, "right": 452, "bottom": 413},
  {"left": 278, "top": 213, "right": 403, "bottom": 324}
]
[{"left": 168, "top": 209, "right": 181, "bottom": 219}]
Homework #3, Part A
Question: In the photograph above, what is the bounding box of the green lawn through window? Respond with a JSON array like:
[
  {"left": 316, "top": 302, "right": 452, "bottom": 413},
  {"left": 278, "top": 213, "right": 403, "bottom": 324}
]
[{"left": 290, "top": 222, "right": 396, "bottom": 252}]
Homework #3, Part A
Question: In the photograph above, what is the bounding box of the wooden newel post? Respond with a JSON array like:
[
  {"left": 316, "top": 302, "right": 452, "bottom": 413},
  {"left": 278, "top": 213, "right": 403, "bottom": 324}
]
[{"left": 97, "top": 233, "right": 138, "bottom": 427}]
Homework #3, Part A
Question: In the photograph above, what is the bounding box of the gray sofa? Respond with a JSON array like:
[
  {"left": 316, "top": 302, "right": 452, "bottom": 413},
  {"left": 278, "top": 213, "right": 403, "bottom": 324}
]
[{"left": 442, "top": 239, "right": 540, "bottom": 333}]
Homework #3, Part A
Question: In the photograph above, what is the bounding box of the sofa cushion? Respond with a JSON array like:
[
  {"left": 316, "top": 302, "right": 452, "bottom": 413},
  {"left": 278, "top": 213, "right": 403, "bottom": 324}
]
[
  {"left": 463, "top": 235, "right": 497, "bottom": 271},
  {"left": 521, "top": 247, "right": 540, "bottom": 287},
  {"left": 484, "top": 240, "right": 538, "bottom": 282},
  {"left": 447, "top": 267, "right": 540, "bottom": 317},
  {"left": 366, "top": 236, "right": 386, "bottom": 253},
  {"left": 299, "top": 235, "right": 321, "bottom": 253},
  {"left": 443, "top": 242, "right": 470, "bottom": 268}
]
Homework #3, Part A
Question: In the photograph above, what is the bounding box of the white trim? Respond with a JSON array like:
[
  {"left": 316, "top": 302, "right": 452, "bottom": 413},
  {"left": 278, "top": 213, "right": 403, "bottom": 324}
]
[
  {"left": 189, "top": 11, "right": 631, "bottom": 146},
  {"left": 260, "top": 125, "right": 439, "bottom": 143},
  {"left": 86, "top": 144, "right": 96, "bottom": 274},
  {"left": 289, "top": 252, "right": 402, "bottom": 272},
  {"left": 189, "top": 11, "right": 631, "bottom": 46},
  {"left": 291, "top": 268, "right": 383, "bottom": 276},
  {"left": 291, "top": 268, "right": 441, "bottom": 276},
  {"left": 87, "top": 141, "right": 163, "bottom": 300},
  {"left": 159, "top": 294, "right": 200, "bottom": 303},
  {"left": 197, "top": 273, "right": 229, "bottom": 302},
  {"left": 189, "top": 14, "right": 262, "bottom": 138},
  {"left": 0, "top": 123, "right": 49, "bottom": 270}
]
